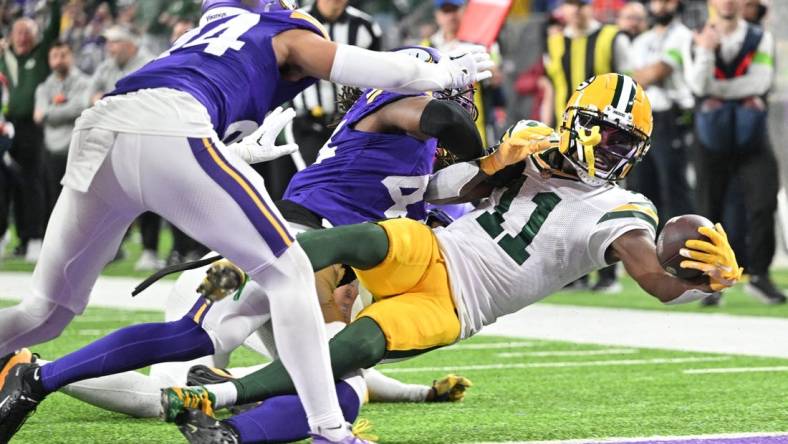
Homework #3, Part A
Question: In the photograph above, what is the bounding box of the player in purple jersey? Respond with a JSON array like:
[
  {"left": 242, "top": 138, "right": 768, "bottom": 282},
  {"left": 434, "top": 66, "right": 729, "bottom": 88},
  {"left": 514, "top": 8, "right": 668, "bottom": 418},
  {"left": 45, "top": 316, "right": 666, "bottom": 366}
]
[
  {"left": 0, "top": 0, "right": 493, "bottom": 441},
  {"left": 0, "top": 47, "right": 483, "bottom": 441}
]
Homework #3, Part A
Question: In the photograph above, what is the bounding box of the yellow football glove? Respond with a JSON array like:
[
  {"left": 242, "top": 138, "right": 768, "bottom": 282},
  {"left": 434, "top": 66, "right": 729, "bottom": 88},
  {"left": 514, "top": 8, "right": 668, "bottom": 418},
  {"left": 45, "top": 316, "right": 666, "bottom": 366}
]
[
  {"left": 479, "top": 121, "right": 558, "bottom": 175},
  {"left": 197, "top": 259, "right": 247, "bottom": 302},
  {"left": 428, "top": 374, "right": 473, "bottom": 402},
  {"left": 679, "top": 223, "right": 743, "bottom": 291}
]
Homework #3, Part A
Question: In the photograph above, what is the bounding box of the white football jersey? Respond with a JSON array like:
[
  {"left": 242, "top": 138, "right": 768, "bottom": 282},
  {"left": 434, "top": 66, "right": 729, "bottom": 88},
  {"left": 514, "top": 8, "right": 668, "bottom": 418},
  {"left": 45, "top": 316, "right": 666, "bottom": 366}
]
[{"left": 434, "top": 157, "right": 658, "bottom": 339}]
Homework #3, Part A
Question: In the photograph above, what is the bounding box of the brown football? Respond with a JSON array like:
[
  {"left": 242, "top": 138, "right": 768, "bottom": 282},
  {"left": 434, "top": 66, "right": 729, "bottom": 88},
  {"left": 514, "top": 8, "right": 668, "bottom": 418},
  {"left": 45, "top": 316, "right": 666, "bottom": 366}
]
[{"left": 656, "top": 214, "right": 714, "bottom": 280}]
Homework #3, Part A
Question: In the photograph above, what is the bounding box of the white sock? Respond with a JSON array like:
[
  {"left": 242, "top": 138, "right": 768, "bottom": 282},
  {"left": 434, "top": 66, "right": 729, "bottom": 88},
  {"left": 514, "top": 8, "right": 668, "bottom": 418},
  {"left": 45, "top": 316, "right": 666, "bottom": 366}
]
[
  {"left": 363, "top": 368, "right": 431, "bottom": 402},
  {"left": 209, "top": 381, "right": 238, "bottom": 409},
  {"left": 250, "top": 245, "right": 347, "bottom": 436},
  {"left": 48, "top": 357, "right": 165, "bottom": 418}
]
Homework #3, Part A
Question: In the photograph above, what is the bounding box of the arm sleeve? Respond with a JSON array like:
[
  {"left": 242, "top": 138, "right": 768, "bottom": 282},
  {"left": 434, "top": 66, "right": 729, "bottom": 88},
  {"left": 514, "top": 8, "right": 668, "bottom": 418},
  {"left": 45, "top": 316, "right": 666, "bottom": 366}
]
[
  {"left": 44, "top": 79, "right": 90, "bottom": 125},
  {"left": 42, "top": 0, "right": 62, "bottom": 48},
  {"left": 425, "top": 161, "right": 486, "bottom": 203},
  {"left": 613, "top": 34, "right": 633, "bottom": 74},
  {"left": 684, "top": 46, "right": 715, "bottom": 96},
  {"left": 34, "top": 83, "right": 49, "bottom": 116},
  {"left": 329, "top": 44, "right": 453, "bottom": 94},
  {"left": 588, "top": 203, "right": 658, "bottom": 268},
  {"left": 704, "top": 32, "right": 775, "bottom": 98},
  {"left": 419, "top": 99, "right": 485, "bottom": 161}
]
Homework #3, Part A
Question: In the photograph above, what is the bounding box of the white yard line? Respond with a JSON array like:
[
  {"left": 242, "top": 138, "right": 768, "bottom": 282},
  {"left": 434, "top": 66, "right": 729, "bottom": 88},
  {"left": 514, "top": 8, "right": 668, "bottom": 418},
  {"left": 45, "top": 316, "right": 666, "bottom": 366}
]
[
  {"left": 684, "top": 366, "right": 788, "bottom": 375},
  {"left": 480, "top": 304, "right": 788, "bottom": 359},
  {"left": 2, "top": 272, "right": 788, "bottom": 360},
  {"left": 443, "top": 341, "right": 536, "bottom": 350},
  {"left": 379, "top": 356, "right": 729, "bottom": 374},
  {"left": 0, "top": 272, "right": 174, "bottom": 311},
  {"left": 497, "top": 348, "right": 638, "bottom": 358},
  {"left": 472, "top": 431, "right": 788, "bottom": 443}
]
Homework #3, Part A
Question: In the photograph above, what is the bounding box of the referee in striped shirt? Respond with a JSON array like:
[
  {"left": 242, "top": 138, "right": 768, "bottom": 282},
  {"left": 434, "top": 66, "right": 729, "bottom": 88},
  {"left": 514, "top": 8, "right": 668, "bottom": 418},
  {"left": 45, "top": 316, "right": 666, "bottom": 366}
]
[{"left": 259, "top": 0, "right": 383, "bottom": 199}]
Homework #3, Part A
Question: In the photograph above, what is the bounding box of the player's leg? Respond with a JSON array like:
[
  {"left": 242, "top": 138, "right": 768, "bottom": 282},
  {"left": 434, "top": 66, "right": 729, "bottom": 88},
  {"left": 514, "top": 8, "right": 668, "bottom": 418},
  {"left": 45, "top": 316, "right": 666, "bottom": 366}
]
[
  {"left": 142, "top": 136, "right": 349, "bottom": 438},
  {"left": 219, "top": 219, "right": 460, "bottom": 407},
  {"left": 0, "top": 155, "right": 142, "bottom": 357},
  {"left": 177, "top": 374, "right": 367, "bottom": 444}
]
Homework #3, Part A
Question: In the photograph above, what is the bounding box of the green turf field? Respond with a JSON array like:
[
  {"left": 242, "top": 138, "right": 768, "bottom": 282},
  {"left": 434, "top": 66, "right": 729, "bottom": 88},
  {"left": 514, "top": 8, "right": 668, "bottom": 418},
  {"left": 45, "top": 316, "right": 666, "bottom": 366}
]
[{"left": 2, "top": 301, "right": 786, "bottom": 444}]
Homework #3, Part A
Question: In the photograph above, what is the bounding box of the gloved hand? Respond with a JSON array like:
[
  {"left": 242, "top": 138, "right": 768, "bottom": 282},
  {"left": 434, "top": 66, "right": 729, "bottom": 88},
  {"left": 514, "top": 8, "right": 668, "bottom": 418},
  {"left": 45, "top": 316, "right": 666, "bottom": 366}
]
[
  {"left": 197, "top": 259, "right": 247, "bottom": 302},
  {"left": 427, "top": 374, "right": 473, "bottom": 402},
  {"left": 227, "top": 107, "right": 299, "bottom": 164},
  {"left": 440, "top": 45, "right": 494, "bottom": 89},
  {"left": 479, "top": 120, "right": 559, "bottom": 175},
  {"left": 680, "top": 223, "right": 743, "bottom": 291}
]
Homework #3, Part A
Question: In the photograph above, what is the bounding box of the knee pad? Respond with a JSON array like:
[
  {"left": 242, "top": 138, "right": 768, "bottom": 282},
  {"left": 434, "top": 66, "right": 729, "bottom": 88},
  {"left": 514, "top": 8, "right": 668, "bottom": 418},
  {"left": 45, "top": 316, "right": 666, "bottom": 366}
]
[{"left": 19, "top": 298, "right": 76, "bottom": 339}]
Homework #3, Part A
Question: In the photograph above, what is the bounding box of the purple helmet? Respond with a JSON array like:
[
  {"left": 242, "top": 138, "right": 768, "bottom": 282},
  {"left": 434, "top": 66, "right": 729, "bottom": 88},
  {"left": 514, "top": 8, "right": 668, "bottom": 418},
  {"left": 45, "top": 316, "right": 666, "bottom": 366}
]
[
  {"left": 201, "top": 0, "right": 296, "bottom": 15},
  {"left": 393, "top": 45, "right": 478, "bottom": 122}
]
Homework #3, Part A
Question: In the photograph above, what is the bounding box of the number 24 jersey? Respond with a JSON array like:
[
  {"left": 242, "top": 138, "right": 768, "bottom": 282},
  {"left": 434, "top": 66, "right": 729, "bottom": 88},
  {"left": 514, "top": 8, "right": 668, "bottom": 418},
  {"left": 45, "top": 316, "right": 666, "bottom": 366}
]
[{"left": 434, "top": 156, "right": 658, "bottom": 339}]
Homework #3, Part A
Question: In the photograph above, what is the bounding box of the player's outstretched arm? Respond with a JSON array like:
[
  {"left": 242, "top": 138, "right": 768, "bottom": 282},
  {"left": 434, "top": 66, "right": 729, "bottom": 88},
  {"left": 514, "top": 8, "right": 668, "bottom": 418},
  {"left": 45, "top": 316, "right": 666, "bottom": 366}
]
[
  {"left": 369, "top": 96, "right": 484, "bottom": 161},
  {"left": 279, "top": 30, "right": 493, "bottom": 94},
  {"left": 612, "top": 229, "right": 716, "bottom": 304}
]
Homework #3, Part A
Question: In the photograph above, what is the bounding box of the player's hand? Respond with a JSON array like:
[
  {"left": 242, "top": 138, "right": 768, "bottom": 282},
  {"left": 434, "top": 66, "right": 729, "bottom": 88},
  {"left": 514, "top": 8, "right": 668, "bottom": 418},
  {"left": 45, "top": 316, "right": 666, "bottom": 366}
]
[
  {"left": 197, "top": 259, "right": 247, "bottom": 302},
  {"left": 441, "top": 45, "right": 494, "bottom": 89},
  {"left": 427, "top": 374, "right": 472, "bottom": 402},
  {"left": 479, "top": 121, "right": 559, "bottom": 175},
  {"left": 229, "top": 107, "right": 299, "bottom": 164},
  {"left": 679, "top": 223, "right": 743, "bottom": 291}
]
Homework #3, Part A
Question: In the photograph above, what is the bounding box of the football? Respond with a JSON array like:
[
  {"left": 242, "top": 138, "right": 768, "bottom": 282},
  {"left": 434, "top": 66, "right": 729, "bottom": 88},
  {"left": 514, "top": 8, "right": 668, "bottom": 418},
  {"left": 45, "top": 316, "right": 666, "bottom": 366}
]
[{"left": 656, "top": 214, "right": 715, "bottom": 280}]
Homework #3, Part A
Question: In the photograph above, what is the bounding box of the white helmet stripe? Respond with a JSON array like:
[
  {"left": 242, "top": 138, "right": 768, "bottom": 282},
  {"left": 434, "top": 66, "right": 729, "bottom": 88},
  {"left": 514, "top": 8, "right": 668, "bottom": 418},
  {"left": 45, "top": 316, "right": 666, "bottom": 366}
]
[{"left": 615, "top": 75, "right": 636, "bottom": 113}]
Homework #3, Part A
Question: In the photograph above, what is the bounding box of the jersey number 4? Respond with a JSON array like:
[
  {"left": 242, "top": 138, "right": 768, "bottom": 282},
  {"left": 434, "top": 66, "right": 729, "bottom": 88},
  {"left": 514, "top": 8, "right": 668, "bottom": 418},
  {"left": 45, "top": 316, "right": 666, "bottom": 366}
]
[
  {"left": 476, "top": 177, "right": 561, "bottom": 265},
  {"left": 162, "top": 14, "right": 261, "bottom": 58}
]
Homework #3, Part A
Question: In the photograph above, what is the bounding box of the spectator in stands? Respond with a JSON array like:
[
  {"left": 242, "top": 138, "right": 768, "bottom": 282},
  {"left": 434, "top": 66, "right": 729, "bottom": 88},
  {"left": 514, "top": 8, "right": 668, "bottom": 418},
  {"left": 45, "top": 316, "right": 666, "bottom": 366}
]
[
  {"left": 630, "top": 0, "right": 695, "bottom": 232},
  {"left": 616, "top": 1, "right": 648, "bottom": 39},
  {"left": 34, "top": 41, "right": 90, "bottom": 212},
  {"left": 88, "top": 24, "right": 162, "bottom": 271},
  {"left": 680, "top": 0, "right": 784, "bottom": 304},
  {"left": 543, "top": 0, "right": 630, "bottom": 292},
  {"left": 0, "top": 0, "right": 62, "bottom": 263},
  {"left": 73, "top": 1, "right": 114, "bottom": 75},
  {"left": 259, "top": 0, "right": 382, "bottom": 200}
]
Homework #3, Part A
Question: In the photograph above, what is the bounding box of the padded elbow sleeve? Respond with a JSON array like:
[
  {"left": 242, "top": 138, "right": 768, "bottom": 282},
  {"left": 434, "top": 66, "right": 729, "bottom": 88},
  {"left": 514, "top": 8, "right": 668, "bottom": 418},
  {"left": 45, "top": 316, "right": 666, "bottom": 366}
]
[{"left": 419, "top": 100, "right": 484, "bottom": 162}]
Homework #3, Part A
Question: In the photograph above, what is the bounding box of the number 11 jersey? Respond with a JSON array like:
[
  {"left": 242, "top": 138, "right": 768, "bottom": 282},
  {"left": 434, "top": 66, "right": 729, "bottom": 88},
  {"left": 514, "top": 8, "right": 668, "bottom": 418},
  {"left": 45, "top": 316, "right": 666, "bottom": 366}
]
[{"left": 434, "top": 154, "right": 658, "bottom": 339}]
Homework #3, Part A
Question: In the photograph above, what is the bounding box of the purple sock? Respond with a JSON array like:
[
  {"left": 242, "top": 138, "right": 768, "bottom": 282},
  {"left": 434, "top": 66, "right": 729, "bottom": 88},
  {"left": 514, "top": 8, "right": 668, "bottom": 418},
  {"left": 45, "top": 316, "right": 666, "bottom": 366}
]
[
  {"left": 40, "top": 298, "right": 215, "bottom": 393},
  {"left": 226, "top": 380, "right": 360, "bottom": 444}
]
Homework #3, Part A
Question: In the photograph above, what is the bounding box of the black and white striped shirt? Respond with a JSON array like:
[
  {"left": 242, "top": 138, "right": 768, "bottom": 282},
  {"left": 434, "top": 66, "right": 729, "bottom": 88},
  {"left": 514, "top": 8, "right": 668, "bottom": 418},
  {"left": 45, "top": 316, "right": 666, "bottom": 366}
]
[{"left": 292, "top": 3, "right": 382, "bottom": 119}]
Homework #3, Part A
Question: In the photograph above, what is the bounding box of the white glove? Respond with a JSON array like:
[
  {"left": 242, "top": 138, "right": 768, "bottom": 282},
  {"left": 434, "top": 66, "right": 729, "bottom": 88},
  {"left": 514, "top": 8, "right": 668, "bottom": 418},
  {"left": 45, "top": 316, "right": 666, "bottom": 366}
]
[
  {"left": 440, "top": 45, "right": 494, "bottom": 89},
  {"left": 227, "top": 107, "right": 299, "bottom": 164}
]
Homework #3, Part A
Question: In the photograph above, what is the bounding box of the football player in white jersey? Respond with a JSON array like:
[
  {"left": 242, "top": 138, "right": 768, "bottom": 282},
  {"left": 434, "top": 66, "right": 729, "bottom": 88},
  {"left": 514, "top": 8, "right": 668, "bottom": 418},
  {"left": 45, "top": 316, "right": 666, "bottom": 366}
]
[{"left": 161, "top": 73, "right": 742, "bottom": 442}]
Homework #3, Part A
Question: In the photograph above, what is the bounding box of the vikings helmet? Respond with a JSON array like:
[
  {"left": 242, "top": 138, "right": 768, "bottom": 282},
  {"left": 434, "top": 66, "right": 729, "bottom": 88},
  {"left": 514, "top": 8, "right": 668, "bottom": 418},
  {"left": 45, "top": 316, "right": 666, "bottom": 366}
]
[
  {"left": 393, "top": 45, "right": 478, "bottom": 122},
  {"left": 558, "top": 73, "right": 653, "bottom": 186},
  {"left": 201, "top": 0, "right": 296, "bottom": 15}
]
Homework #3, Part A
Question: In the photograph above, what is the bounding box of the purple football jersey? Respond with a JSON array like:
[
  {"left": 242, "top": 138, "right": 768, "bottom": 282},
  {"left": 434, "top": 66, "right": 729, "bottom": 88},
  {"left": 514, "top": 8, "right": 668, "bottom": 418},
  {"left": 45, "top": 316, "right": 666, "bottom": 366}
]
[
  {"left": 109, "top": 10, "right": 326, "bottom": 142},
  {"left": 284, "top": 90, "right": 438, "bottom": 225}
]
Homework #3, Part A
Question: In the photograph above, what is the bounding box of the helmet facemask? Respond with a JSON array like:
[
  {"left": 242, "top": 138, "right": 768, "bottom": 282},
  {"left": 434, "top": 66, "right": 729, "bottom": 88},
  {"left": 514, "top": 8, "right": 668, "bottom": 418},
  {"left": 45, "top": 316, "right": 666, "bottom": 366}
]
[
  {"left": 561, "top": 106, "right": 650, "bottom": 187},
  {"left": 433, "top": 85, "right": 478, "bottom": 122}
]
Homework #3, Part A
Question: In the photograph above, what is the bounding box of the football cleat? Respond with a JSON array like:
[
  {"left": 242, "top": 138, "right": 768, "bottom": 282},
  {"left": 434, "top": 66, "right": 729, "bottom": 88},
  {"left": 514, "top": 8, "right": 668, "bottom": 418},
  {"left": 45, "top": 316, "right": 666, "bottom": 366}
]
[
  {"left": 161, "top": 386, "right": 216, "bottom": 423},
  {"left": 428, "top": 374, "right": 473, "bottom": 402},
  {"left": 0, "top": 349, "right": 35, "bottom": 392},
  {"left": 311, "top": 422, "right": 377, "bottom": 444},
  {"left": 0, "top": 362, "right": 46, "bottom": 442},
  {"left": 186, "top": 365, "right": 234, "bottom": 387},
  {"left": 175, "top": 409, "right": 240, "bottom": 444},
  {"left": 197, "top": 260, "right": 246, "bottom": 302}
]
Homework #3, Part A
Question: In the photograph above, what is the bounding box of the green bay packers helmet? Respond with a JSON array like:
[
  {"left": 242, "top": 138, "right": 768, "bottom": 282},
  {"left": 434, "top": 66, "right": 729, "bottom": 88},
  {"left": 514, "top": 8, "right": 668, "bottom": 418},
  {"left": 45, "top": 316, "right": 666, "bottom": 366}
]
[{"left": 559, "top": 74, "right": 653, "bottom": 186}]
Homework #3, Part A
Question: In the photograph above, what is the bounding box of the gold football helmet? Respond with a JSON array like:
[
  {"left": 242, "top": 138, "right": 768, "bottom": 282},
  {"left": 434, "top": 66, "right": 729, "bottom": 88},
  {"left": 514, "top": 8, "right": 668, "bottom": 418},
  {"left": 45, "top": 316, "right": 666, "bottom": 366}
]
[{"left": 559, "top": 73, "right": 653, "bottom": 186}]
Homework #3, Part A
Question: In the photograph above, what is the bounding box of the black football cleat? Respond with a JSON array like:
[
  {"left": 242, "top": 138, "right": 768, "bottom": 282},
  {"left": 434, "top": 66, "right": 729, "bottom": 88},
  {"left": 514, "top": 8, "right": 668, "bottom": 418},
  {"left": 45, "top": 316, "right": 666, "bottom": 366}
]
[
  {"left": 746, "top": 275, "right": 787, "bottom": 305},
  {"left": 176, "top": 408, "right": 240, "bottom": 444},
  {"left": 0, "top": 349, "right": 36, "bottom": 392},
  {"left": 186, "top": 365, "right": 234, "bottom": 387},
  {"left": 699, "top": 292, "right": 723, "bottom": 307},
  {"left": 0, "top": 362, "right": 46, "bottom": 443}
]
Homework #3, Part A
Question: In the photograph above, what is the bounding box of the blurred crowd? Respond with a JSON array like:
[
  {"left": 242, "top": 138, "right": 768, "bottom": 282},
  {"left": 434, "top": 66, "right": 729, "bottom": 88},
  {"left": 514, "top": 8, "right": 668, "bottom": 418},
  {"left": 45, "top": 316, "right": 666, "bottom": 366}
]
[{"left": 0, "top": 0, "right": 782, "bottom": 305}]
